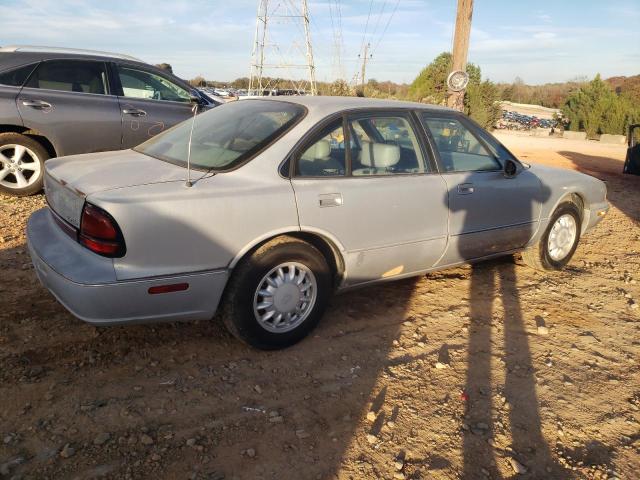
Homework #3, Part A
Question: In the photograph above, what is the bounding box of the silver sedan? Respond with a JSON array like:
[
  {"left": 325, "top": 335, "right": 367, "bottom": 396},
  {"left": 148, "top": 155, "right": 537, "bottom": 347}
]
[{"left": 26, "top": 97, "right": 609, "bottom": 349}]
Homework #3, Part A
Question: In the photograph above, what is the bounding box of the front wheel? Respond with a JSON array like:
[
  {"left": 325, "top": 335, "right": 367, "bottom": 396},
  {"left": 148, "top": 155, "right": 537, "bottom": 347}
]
[
  {"left": 220, "top": 236, "right": 332, "bottom": 350},
  {"left": 521, "top": 202, "right": 582, "bottom": 271},
  {"left": 0, "top": 133, "right": 49, "bottom": 196}
]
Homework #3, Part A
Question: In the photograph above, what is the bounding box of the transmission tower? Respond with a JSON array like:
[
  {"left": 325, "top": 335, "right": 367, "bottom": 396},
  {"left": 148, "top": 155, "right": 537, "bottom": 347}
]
[{"left": 249, "top": 0, "right": 317, "bottom": 96}]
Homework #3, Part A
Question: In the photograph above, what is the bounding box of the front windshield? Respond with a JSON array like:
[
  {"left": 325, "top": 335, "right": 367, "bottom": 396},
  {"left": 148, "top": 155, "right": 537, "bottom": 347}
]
[{"left": 135, "top": 100, "right": 305, "bottom": 170}]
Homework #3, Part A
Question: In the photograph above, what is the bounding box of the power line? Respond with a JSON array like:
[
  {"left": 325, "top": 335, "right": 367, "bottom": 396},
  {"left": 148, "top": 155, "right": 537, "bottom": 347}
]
[
  {"left": 369, "top": 0, "right": 388, "bottom": 45},
  {"left": 371, "top": 0, "right": 400, "bottom": 57},
  {"left": 358, "top": 0, "right": 374, "bottom": 59}
]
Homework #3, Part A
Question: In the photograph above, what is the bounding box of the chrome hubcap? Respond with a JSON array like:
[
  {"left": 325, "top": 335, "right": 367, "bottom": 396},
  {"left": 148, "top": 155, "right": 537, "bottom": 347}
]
[
  {"left": 0, "top": 144, "right": 41, "bottom": 189},
  {"left": 547, "top": 214, "right": 577, "bottom": 261},
  {"left": 253, "top": 262, "right": 317, "bottom": 333}
]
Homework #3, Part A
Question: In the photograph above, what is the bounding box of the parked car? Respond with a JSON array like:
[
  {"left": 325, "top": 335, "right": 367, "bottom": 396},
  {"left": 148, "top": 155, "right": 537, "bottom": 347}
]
[
  {"left": 624, "top": 123, "right": 640, "bottom": 175},
  {"left": 0, "top": 45, "right": 220, "bottom": 196},
  {"left": 26, "top": 97, "right": 609, "bottom": 349}
]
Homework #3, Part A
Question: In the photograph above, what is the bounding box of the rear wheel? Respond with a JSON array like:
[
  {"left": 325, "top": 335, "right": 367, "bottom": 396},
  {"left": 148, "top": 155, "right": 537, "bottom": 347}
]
[
  {"left": 521, "top": 202, "right": 582, "bottom": 271},
  {"left": 0, "top": 133, "right": 49, "bottom": 196},
  {"left": 221, "top": 236, "right": 332, "bottom": 350}
]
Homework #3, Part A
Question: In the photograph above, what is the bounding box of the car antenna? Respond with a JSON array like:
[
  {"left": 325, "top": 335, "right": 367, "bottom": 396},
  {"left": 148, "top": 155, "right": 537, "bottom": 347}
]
[{"left": 185, "top": 102, "right": 199, "bottom": 188}]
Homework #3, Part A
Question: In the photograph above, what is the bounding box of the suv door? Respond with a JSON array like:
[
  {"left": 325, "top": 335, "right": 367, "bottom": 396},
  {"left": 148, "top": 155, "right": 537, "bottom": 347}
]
[
  {"left": 0, "top": 63, "right": 38, "bottom": 125},
  {"left": 291, "top": 111, "right": 448, "bottom": 286},
  {"left": 113, "top": 63, "right": 194, "bottom": 148},
  {"left": 419, "top": 113, "right": 547, "bottom": 265},
  {"left": 17, "top": 59, "right": 122, "bottom": 156}
]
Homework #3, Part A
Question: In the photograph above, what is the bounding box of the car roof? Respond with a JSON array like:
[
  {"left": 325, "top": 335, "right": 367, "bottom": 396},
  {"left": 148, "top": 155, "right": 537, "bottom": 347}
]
[
  {"left": 0, "top": 48, "right": 192, "bottom": 89},
  {"left": 0, "top": 45, "right": 141, "bottom": 61},
  {"left": 0, "top": 48, "right": 152, "bottom": 72},
  {"left": 249, "top": 95, "right": 457, "bottom": 116}
]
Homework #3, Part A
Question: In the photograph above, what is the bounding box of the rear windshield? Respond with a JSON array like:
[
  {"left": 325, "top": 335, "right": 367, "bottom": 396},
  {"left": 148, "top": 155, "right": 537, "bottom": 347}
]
[{"left": 135, "top": 100, "right": 305, "bottom": 171}]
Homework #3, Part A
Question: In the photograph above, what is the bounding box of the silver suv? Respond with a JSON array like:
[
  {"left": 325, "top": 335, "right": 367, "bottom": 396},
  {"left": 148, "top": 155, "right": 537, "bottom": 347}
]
[{"left": 0, "top": 46, "right": 219, "bottom": 196}]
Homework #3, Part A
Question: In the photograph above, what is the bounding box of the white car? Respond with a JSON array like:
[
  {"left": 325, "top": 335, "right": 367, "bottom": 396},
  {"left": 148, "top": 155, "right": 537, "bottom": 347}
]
[{"left": 27, "top": 97, "right": 609, "bottom": 349}]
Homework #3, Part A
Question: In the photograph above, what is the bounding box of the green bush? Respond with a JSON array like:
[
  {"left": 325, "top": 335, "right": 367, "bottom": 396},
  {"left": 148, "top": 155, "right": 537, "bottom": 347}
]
[
  {"left": 408, "top": 52, "right": 500, "bottom": 129},
  {"left": 562, "top": 74, "right": 640, "bottom": 137}
]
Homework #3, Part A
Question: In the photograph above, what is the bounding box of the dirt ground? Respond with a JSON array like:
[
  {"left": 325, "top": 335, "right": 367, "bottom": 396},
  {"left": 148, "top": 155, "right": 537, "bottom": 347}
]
[{"left": 1, "top": 132, "right": 639, "bottom": 480}]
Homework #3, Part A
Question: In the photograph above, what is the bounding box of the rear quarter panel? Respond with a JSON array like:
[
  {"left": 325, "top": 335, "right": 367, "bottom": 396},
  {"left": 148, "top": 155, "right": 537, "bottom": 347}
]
[{"left": 88, "top": 156, "right": 301, "bottom": 281}]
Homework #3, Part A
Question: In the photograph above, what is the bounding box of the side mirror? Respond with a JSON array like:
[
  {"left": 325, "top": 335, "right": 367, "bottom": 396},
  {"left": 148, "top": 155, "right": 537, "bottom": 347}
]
[
  {"left": 503, "top": 158, "right": 518, "bottom": 178},
  {"left": 189, "top": 89, "right": 203, "bottom": 105}
]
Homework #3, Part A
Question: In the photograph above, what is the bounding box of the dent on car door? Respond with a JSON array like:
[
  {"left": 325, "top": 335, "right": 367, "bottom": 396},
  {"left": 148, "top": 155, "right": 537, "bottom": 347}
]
[
  {"left": 17, "top": 59, "right": 122, "bottom": 156},
  {"left": 420, "top": 113, "right": 547, "bottom": 265},
  {"left": 114, "top": 63, "right": 194, "bottom": 149},
  {"left": 291, "top": 112, "right": 448, "bottom": 286}
]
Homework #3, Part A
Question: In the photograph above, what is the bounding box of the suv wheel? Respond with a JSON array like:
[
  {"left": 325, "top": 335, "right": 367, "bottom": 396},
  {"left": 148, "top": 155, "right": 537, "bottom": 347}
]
[
  {"left": 221, "top": 236, "right": 332, "bottom": 350},
  {"left": 0, "top": 133, "right": 49, "bottom": 196}
]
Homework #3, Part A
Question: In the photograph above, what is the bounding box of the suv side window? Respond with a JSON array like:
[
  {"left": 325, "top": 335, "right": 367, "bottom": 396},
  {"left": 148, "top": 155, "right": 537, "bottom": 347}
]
[
  {"left": 0, "top": 64, "right": 38, "bottom": 87},
  {"left": 349, "top": 114, "right": 428, "bottom": 175},
  {"left": 297, "top": 119, "right": 346, "bottom": 177},
  {"left": 25, "top": 60, "right": 107, "bottom": 94},
  {"left": 420, "top": 114, "right": 501, "bottom": 172},
  {"left": 117, "top": 65, "right": 190, "bottom": 103}
]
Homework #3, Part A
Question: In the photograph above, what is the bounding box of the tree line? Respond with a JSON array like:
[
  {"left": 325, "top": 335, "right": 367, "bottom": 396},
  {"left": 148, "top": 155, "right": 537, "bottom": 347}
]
[{"left": 160, "top": 55, "right": 640, "bottom": 136}]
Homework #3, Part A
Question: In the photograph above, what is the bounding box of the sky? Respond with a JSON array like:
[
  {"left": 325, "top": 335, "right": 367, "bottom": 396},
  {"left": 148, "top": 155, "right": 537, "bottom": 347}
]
[{"left": 0, "top": 0, "right": 638, "bottom": 85}]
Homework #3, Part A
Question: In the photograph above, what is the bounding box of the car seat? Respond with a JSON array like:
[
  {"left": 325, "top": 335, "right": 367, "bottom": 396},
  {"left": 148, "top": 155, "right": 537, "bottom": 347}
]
[
  {"left": 353, "top": 142, "right": 400, "bottom": 175},
  {"left": 298, "top": 140, "right": 343, "bottom": 176}
]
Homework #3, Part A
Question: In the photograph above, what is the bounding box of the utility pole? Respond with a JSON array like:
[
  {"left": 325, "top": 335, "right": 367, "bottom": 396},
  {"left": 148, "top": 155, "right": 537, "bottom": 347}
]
[
  {"left": 447, "top": 0, "right": 473, "bottom": 111},
  {"left": 359, "top": 42, "right": 371, "bottom": 91}
]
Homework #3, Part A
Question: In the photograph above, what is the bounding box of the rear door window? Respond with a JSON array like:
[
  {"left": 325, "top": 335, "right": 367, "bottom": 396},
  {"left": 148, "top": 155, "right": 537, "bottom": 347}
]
[
  {"left": 25, "top": 60, "right": 107, "bottom": 94},
  {"left": 0, "top": 63, "right": 38, "bottom": 87},
  {"left": 297, "top": 119, "right": 346, "bottom": 177},
  {"left": 348, "top": 114, "right": 429, "bottom": 175}
]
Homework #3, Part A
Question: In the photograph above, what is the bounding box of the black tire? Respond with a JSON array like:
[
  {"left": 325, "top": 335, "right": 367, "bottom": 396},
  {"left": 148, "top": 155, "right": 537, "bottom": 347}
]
[
  {"left": 0, "top": 133, "right": 49, "bottom": 196},
  {"left": 220, "top": 236, "right": 332, "bottom": 350},
  {"left": 521, "top": 202, "right": 582, "bottom": 271}
]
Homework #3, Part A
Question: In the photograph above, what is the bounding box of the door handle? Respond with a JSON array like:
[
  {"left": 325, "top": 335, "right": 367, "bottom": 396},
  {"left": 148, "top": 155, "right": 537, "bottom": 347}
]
[
  {"left": 318, "top": 193, "right": 343, "bottom": 208},
  {"left": 457, "top": 183, "right": 474, "bottom": 195},
  {"left": 122, "top": 108, "right": 147, "bottom": 117},
  {"left": 21, "top": 99, "right": 52, "bottom": 109}
]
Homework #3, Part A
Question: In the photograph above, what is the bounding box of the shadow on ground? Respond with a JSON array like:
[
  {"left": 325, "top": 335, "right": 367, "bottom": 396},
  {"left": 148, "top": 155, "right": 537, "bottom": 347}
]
[{"left": 558, "top": 150, "right": 639, "bottom": 222}]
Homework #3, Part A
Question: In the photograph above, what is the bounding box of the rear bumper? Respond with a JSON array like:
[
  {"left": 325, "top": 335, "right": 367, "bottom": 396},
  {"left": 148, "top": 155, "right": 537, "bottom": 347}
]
[{"left": 27, "top": 208, "right": 228, "bottom": 326}]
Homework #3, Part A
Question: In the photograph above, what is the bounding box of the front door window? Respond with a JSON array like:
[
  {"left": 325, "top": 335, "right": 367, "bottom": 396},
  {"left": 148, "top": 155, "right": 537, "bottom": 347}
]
[
  {"left": 420, "top": 115, "right": 501, "bottom": 172},
  {"left": 117, "top": 66, "right": 190, "bottom": 103}
]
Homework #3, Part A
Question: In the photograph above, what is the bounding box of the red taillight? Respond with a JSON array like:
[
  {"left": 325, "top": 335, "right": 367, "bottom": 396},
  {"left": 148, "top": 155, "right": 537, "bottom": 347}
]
[
  {"left": 81, "top": 204, "right": 118, "bottom": 239},
  {"left": 79, "top": 203, "right": 125, "bottom": 257}
]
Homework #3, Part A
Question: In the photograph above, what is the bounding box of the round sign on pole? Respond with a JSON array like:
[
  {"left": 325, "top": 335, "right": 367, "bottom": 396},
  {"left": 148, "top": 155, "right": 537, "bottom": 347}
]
[{"left": 447, "top": 70, "right": 469, "bottom": 92}]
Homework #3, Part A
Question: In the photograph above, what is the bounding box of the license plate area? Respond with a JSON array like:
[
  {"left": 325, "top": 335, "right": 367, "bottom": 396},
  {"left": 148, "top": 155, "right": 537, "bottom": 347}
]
[{"left": 44, "top": 173, "right": 84, "bottom": 228}]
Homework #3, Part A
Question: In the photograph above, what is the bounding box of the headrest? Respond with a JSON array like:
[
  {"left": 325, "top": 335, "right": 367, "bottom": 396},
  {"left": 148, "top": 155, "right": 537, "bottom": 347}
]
[
  {"left": 360, "top": 142, "right": 400, "bottom": 167},
  {"left": 301, "top": 139, "right": 331, "bottom": 161}
]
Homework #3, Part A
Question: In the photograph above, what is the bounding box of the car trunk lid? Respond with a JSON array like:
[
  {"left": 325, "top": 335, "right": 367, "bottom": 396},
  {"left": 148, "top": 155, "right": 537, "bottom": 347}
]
[{"left": 44, "top": 149, "right": 186, "bottom": 228}]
